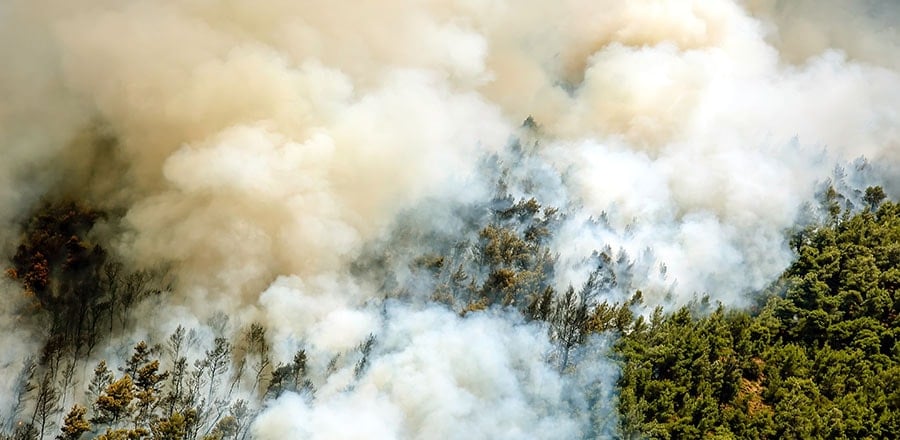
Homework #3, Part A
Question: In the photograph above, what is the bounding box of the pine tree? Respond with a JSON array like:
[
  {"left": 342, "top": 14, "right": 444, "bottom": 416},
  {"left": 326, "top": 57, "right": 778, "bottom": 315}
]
[
  {"left": 57, "top": 405, "right": 90, "bottom": 440},
  {"left": 88, "top": 361, "right": 115, "bottom": 412},
  {"left": 92, "top": 376, "right": 134, "bottom": 426}
]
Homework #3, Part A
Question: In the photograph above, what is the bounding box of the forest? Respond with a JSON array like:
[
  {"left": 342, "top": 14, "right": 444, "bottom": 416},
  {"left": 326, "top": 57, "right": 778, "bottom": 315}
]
[
  {"left": 2, "top": 1, "right": 900, "bottom": 438},
  {"left": 615, "top": 190, "right": 900, "bottom": 438},
  {"left": 3, "top": 162, "right": 897, "bottom": 439}
]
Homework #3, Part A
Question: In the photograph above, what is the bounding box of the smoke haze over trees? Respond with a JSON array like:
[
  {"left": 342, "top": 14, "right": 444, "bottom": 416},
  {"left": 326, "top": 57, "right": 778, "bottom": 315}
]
[{"left": 1, "top": 0, "right": 900, "bottom": 439}]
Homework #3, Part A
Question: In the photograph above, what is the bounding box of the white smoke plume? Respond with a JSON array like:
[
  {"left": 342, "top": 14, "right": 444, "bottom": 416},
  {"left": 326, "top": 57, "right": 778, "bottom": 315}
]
[
  {"left": 1, "top": 0, "right": 899, "bottom": 438},
  {"left": 254, "top": 297, "right": 590, "bottom": 440}
]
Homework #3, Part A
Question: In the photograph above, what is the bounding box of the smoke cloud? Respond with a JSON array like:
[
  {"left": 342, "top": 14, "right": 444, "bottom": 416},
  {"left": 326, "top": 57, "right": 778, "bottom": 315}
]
[
  {"left": 253, "top": 300, "right": 591, "bottom": 440},
  {"left": 1, "top": 0, "right": 899, "bottom": 438}
]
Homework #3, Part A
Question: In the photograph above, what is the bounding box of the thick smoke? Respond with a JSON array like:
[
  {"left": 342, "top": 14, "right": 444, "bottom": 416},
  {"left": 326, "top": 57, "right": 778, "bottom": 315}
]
[
  {"left": 254, "top": 297, "right": 590, "bottom": 440},
  {"left": 1, "top": 0, "right": 899, "bottom": 438}
]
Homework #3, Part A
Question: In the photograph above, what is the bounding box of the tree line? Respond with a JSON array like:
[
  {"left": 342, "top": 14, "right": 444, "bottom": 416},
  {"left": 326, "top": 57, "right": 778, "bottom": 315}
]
[
  {"left": 3, "top": 200, "right": 376, "bottom": 440},
  {"left": 5, "top": 143, "right": 898, "bottom": 438},
  {"left": 615, "top": 188, "right": 900, "bottom": 438}
]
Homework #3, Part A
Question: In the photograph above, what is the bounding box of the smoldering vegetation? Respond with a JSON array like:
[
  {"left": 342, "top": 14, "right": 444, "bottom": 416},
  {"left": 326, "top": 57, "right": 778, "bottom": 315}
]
[
  {"left": 1, "top": 0, "right": 900, "bottom": 439},
  {"left": 2, "top": 133, "right": 631, "bottom": 439},
  {"left": 1, "top": 123, "right": 894, "bottom": 440}
]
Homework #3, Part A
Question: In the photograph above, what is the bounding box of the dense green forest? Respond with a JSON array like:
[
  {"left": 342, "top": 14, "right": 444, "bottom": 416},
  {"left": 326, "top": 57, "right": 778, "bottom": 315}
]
[{"left": 616, "top": 191, "right": 900, "bottom": 439}]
